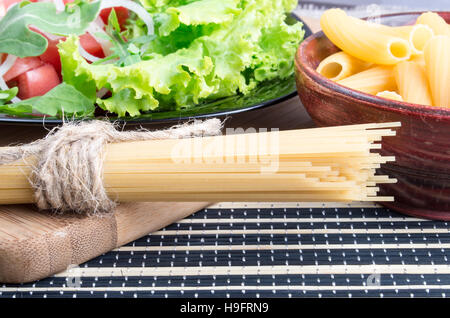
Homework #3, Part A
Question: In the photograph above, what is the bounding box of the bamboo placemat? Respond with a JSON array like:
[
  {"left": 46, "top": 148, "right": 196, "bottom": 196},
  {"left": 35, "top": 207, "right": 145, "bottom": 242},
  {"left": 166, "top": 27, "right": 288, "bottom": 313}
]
[{"left": 2, "top": 202, "right": 450, "bottom": 298}]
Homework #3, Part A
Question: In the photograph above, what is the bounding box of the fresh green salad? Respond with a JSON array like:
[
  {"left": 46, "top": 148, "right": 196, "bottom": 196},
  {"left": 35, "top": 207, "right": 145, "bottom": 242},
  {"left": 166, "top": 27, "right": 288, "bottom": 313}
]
[{"left": 0, "top": 0, "right": 304, "bottom": 118}]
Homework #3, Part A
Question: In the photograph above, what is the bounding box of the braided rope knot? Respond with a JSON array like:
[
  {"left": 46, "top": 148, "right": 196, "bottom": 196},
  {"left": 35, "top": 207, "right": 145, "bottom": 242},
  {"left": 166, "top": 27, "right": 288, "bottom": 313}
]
[{"left": 0, "top": 119, "right": 222, "bottom": 214}]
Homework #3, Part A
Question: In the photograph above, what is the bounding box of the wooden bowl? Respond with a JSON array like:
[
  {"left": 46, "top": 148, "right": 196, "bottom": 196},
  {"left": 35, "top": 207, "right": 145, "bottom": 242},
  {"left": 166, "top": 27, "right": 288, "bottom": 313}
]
[{"left": 295, "top": 12, "right": 450, "bottom": 220}]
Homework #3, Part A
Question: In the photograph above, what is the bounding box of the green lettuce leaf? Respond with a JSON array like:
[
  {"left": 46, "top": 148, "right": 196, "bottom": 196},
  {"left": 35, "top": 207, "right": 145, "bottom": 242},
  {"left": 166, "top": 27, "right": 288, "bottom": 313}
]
[
  {"left": 60, "top": 36, "right": 214, "bottom": 115},
  {"left": 99, "top": 89, "right": 158, "bottom": 117},
  {"left": 154, "top": 0, "right": 241, "bottom": 36},
  {"left": 59, "top": 0, "right": 304, "bottom": 117},
  {"left": 140, "top": 0, "right": 201, "bottom": 12},
  {"left": 59, "top": 34, "right": 98, "bottom": 100},
  {"left": 0, "top": 83, "right": 95, "bottom": 117},
  {"left": 0, "top": 87, "right": 19, "bottom": 104}
]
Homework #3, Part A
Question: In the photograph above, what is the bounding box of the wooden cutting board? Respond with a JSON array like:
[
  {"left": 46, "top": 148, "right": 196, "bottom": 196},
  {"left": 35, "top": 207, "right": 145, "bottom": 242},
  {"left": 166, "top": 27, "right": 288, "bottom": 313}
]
[{"left": 0, "top": 202, "right": 209, "bottom": 283}]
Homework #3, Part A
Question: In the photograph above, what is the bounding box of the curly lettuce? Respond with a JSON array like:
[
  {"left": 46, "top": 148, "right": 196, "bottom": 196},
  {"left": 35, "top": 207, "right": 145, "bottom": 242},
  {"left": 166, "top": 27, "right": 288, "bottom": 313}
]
[{"left": 59, "top": 0, "right": 304, "bottom": 117}]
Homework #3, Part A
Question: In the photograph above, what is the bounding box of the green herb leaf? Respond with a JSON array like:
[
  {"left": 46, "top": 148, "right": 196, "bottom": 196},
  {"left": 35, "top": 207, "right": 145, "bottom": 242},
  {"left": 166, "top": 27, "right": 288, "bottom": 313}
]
[
  {"left": 107, "top": 7, "right": 121, "bottom": 34},
  {"left": 0, "top": 87, "right": 18, "bottom": 104},
  {"left": 0, "top": 1, "right": 101, "bottom": 57},
  {"left": 0, "top": 83, "right": 95, "bottom": 117},
  {"left": 106, "top": 9, "right": 138, "bottom": 67},
  {"left": 91, "top": 8, "right": 153, "bottom": 67}
]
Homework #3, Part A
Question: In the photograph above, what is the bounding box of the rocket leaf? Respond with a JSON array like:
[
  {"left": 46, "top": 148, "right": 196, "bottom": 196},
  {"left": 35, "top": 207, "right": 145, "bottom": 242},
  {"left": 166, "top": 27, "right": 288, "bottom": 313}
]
[
  {"left": 0, "top": 83, "right": 95, "bottom": 117},
  {"left": 0, "top": 1, "right": 101, "bottom": 57}
]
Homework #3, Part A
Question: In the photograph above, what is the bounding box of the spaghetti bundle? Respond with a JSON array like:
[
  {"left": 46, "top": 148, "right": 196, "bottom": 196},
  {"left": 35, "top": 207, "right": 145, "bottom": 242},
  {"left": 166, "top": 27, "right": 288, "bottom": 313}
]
[{"left": 0, "top": 121, "right": 399, "bottom": 211}]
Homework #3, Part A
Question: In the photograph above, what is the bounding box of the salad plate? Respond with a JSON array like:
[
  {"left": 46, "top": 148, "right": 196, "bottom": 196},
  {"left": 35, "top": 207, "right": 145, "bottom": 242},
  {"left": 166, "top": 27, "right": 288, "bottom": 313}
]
[
  {"left": 0, "top": 0, "right": 310, "bottom": 125},
  {"left": 0, "top": 68, "right": 302, "bottom": 125}
]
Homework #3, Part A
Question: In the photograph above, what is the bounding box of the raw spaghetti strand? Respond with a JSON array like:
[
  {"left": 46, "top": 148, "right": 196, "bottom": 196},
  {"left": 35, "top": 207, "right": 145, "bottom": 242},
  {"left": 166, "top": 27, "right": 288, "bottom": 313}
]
[{"left": 0, "top": 120, "right": 399, "bottom": 213}]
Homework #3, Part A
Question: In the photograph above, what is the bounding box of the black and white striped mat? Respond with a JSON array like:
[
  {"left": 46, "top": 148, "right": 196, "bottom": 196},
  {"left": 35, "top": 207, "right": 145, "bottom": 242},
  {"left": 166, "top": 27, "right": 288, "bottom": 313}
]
[{"left": 1, "top": 202, "right": 450, "bottom": 298}]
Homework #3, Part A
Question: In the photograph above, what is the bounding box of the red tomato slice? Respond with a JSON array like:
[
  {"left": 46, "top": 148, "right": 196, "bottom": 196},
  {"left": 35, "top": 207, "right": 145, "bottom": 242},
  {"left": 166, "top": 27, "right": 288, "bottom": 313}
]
[
  {"left": 39, "top": 37, "right": 64, "bottom": 74},
  {"left": 100, "top": 7, "right": 129, "bottom": 29},
  {"left": 30, "top": 27, "right": 105, "bottom": 73},
  {"left": 3, "top": 57, "right": 43, "bottom": 82},
  {"left": 17, "top": 64, "right": 61, "bottom": 99},
  {"left": 79, "top": 33, "right": 105, "bottom": 58},
  {"left": 29, "top": 26, "right": 65, "bottom": 74}
]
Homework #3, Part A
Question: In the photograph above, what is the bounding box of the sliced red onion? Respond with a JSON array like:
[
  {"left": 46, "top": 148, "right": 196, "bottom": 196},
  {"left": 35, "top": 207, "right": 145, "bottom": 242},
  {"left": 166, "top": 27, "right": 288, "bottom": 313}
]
[
  {"left": 79, "top": 19, "right": 107, "bottom": 63},
  {"left": 79, "top": 45, "right": 102, "bottom": 63},
  {"left": 42, "top": 31, "right": 64, "bottom": 42},
  {"left": 99, "top": 0, "right": 154, "bottom": 35},
  {"left": 87, "top": 17, "right": 113, "bottom": 56},
  {"left": 11, "top": 96, "right": 22, "bottom": 103},
  {"left": 0, "top": 77, "right": 9, "bottom": 91},
  {"left": 0, "top": 54, "right": 17, "bottom": 77},
  {"left": 29, "top": 25, "right": 65, "bottom": 41},
  {"left": 94, "top": 16, "right": 106, "bottom": 28},
  {"left": 0, "top": 55, "right": 21, "bottom": 102},
  {"left": 53, "top": 0, "right": 65, "bottom": 12},
  {"left": 0, "top": 77, "right": 21, "bottom": 103}
]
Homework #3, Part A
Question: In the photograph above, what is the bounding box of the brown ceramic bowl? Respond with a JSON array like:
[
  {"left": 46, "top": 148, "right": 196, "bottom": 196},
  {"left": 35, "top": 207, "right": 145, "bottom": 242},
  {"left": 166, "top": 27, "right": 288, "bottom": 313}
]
[{"left": 295, "top": 11, "right": 450, "bottom": 220}]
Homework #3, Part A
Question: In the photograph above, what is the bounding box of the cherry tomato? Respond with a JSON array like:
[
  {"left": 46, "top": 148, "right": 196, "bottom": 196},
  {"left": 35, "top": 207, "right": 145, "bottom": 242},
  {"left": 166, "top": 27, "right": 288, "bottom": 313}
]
[
  {"left": 79, "top": 33, "right": 105, "bottom": 58},
  {"left": 39, "top": 38, "right": 64, "bottom": 74},
  {"left": 33, "top": 29, "right": 105, "bottom": 72},
  {"left": 28, "top": 26, "right": 65, "bottom": 74},
  {"left": 17, "top": 64, "right": 61, "bottom": 99},
  {"left": 3, "top": 57, "right": 43, "bottom": 82}
]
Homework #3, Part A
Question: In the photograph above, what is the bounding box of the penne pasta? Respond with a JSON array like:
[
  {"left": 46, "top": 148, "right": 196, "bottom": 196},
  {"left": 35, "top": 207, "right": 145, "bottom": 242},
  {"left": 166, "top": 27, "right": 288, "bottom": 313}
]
[
  {"left": 407, "top": 24, "right": 435, "bottom": 55},
  {"left": 318, "top": 9, "right": 449, "bottom": 108},
  {"left": 409, "top": 54, "right": 426, "bottom": 68},
  {"left": 371, "top": 24, "right": 434, "bottom": 55},
  {"left": 320, "top": 9, "right": 411, "bottom": 65},
  {"left": 337, "top": 66, "right": 396, "bottom": 95},
  {"left": 389, "top": 26, "right": 413, "bottom": 37},
  {"left": 376, "top": 91, "right": 404, "bottom": 102},
  {"left": 416, "top": 12, "right": 450, "bottom": 36},
  {"left": 424, "top": 35, "right": 450, "bottom": 108},
  {"left": 316, "top": 51, "right": 372, "bottom": 81},
  {"left": 394, "top": 61, "right": 433, "bottom": 106}
]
